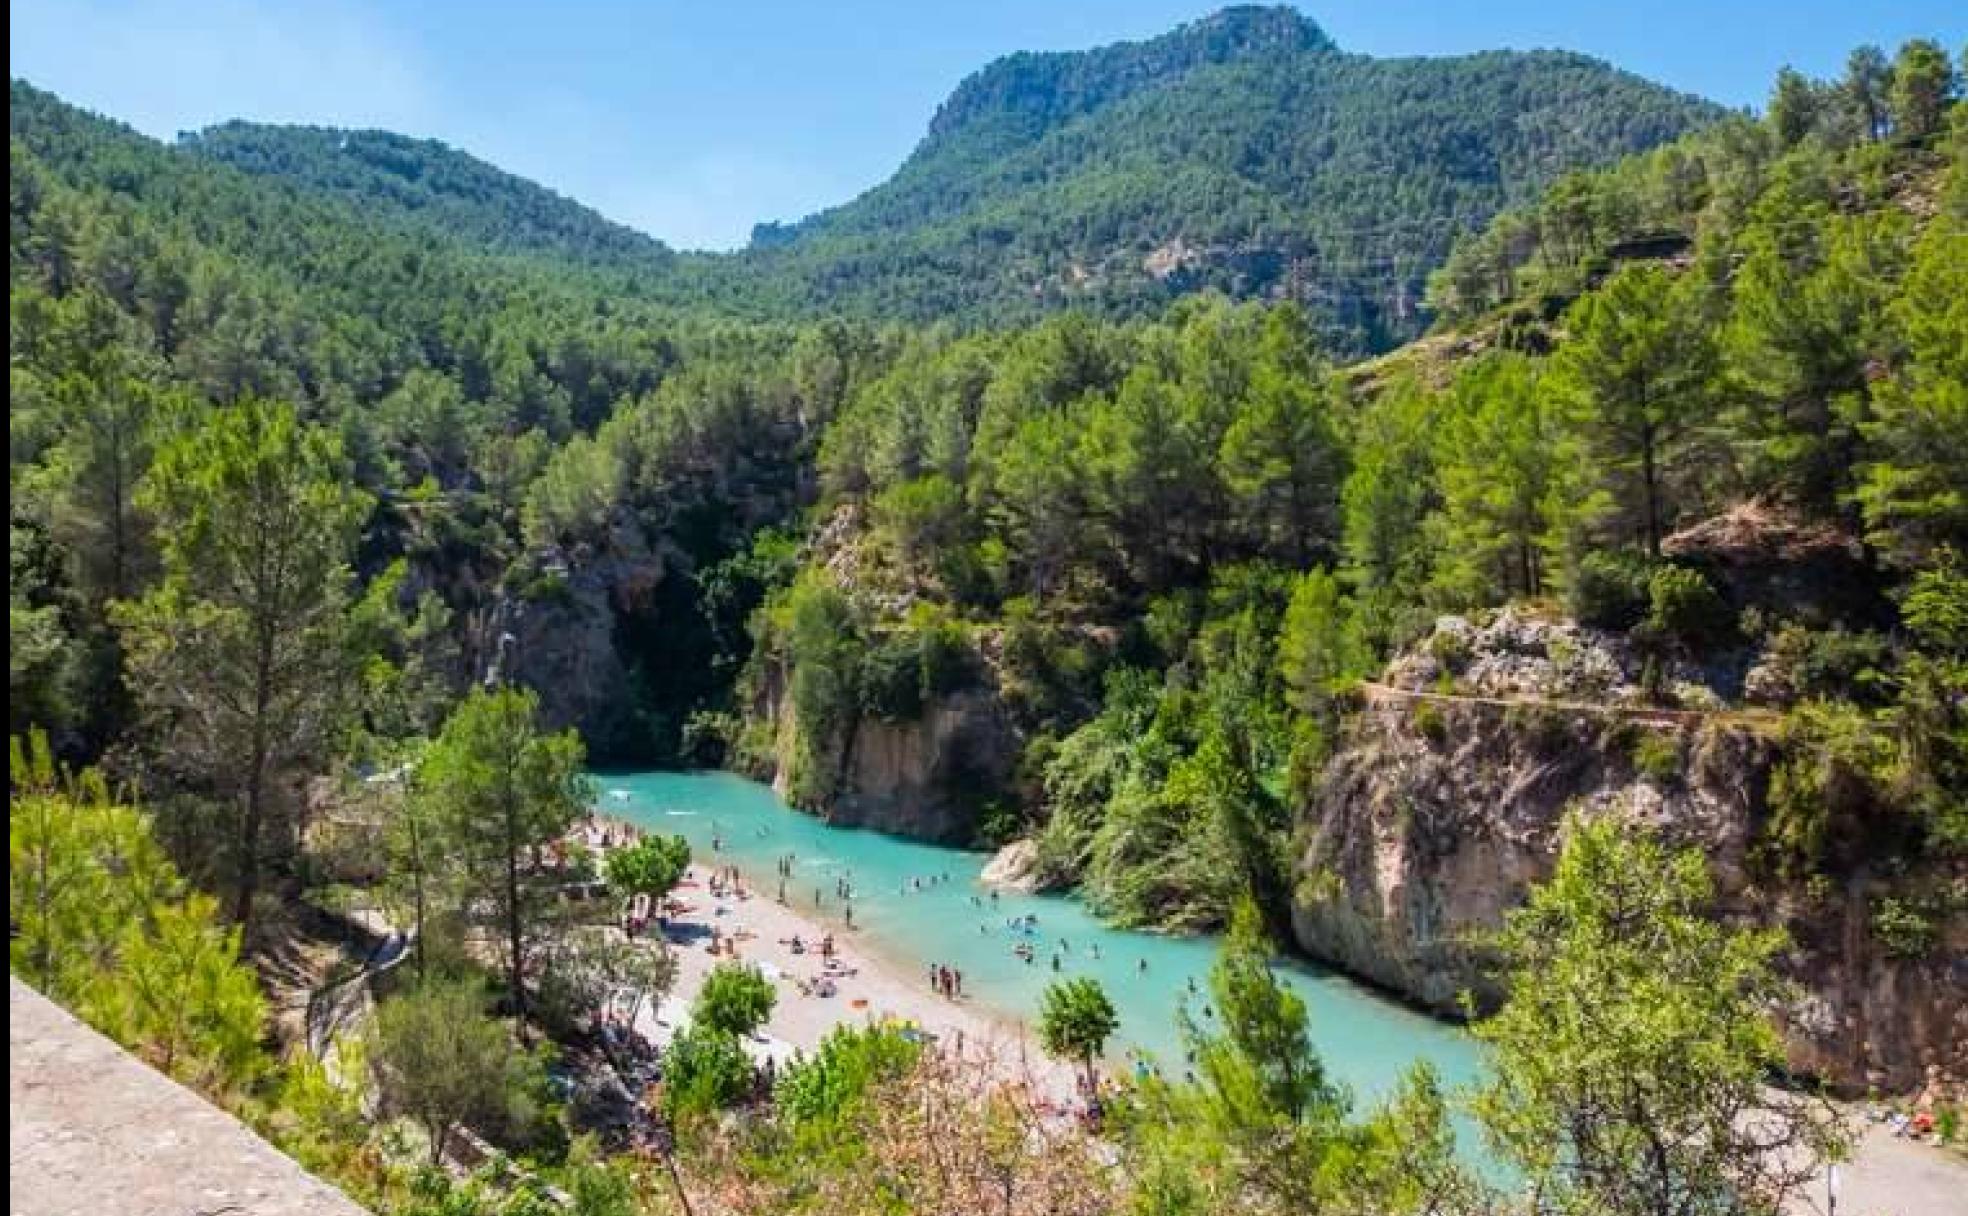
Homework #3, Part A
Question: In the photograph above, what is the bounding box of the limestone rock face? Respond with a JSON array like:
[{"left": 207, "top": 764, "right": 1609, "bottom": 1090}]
[
  {"left": 829, "top": 688, "right": 1020, "bottom": 844},
  {"left": 1291, "top": 615, "right": 1966, "bottom": 1094},
  {"left": 981, "top": 838, "right": 1051, "bottom": 892},
  {"left": 500, "top": 529, "right": 673, "bottom": 761},
  {"left": 754, "top": 666, "right": 1021, "bottom": 847}
]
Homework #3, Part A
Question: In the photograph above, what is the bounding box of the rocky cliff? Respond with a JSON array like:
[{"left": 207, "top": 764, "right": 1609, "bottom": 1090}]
[
  {"left": 1290, "top": 609, "right": 1965, "bottom": 1093},
  {"left": 749, "top": 659, "right": 1022, "bottom": 846}
]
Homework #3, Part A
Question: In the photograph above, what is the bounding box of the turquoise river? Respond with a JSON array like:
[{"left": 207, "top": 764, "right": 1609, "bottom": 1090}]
[{"left": 596, "top": 770, "right": 1490, "bottom": 1121}]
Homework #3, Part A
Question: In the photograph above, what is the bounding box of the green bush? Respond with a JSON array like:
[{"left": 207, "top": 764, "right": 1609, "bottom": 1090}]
[
  {"left": 1647, "top": 565, "right": 1731, "bottom": 648},
  {"left": 693, "top": 962, "right": 777, "bottom": 1037},
  {"left": 1870, "top": 897, "right": 1938, "bottom": 960},
  {"left": 775, "top": 1023, "right": 923, "bottom": 1129},
  {"left": 661, "top": 1025, "right": 754, "bottom": 1118},
  {"left": 1767, "top": 626, "right": 1897, "bottom": 707},
  {"left": 1631, "top": 730, "right": 1683, "bottom": 784},
  {"left": 1411, "top": 701, "right": 1449, "bottom": 745},
  {"left": 1569, "top": 551, "right": 1654, "bottom": 630}
]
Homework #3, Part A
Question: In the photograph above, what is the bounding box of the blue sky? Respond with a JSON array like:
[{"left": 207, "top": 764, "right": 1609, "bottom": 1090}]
[{"left": 11, "top": 2, "right": 1963, "bottom": 250}]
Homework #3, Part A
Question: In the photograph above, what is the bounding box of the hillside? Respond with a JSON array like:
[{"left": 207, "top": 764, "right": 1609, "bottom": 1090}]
[
  {"left": 179, "top": 122, "right": 675, "bottom": 267},
  {"left": 154, "top": 6, "right": 1724, "bottom": 351},
  {"left": 730, "top": 6, "right": 1724, "bottom": 347}
]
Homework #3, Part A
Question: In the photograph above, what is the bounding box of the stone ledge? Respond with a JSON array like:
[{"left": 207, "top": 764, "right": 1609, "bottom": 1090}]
[{"left": 9, "top": 976, "right": 370, "bottom": 1216}]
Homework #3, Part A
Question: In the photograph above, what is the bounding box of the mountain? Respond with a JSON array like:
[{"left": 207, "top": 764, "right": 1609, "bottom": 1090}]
[
  {"left": 161, "top": 6, "right": 1725, "bottom": 350},
  {"left": 734, "top": 6, "right": 1727, "bottom": 346},
  {"left": 179, "top": 122, "right": 675, "bottom": 268}
]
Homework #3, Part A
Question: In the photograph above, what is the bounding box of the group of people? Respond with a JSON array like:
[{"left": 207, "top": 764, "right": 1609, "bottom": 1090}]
[
  {"left": 785, "top": 932, "right": 837, "bottom": 958},
  {"left": 929, "top": 962, "right": 965, "bottom": 999},
  {"left": 707, "top": 866, "right": 749, "bottom": 899}
]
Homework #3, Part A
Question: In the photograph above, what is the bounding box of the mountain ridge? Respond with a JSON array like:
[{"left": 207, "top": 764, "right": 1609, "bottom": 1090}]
[{"left": 18, "top": 5, "right": 1729, "bottom": 350}]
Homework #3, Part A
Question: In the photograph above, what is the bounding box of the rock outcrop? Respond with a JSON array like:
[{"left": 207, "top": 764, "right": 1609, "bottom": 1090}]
[
  {"left": 1291, "top": 610, "right": 1966, "bottom": 1094},
  {"left": 753, "top": 664, "right": 1021, "bottom": 846},
  {"left": 981, "top": 838, "right": 1050, "bottom": 892},
  {"left": 496, "top": 529, "right": 675, "bottom": 761}
]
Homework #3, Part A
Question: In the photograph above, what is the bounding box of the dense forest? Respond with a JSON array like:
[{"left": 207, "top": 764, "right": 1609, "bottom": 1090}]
[
  {"left": 173, "top": 7, "right": 1725, "bottom": 351},
  {"left": 9, "top": 14, "right": 1967, "bottom": 1216}
]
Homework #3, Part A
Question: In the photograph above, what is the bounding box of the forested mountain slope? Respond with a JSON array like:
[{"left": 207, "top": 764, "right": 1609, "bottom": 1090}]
[
  {"left": 738, "top": 6, "right": 1724, "bottom": 346},
  {"left": 156, "top": 6, "right": 1723, "bottom": 350},
  {"left": 179, "top": 121, "right": 675, "bottom": 268}
]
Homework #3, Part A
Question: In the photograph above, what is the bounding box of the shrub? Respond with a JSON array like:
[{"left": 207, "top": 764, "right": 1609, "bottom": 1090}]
[
  {"left": 661, "top": 1025, "right": 754, "bottom": 1119},
  {"left": 1870, "top": 897, "right": 1939, "bottom": 960},
  {"left": 776, "top": 1023, "right": 923, "bottom": 1129},
  {"left": 1647, "top": 565, "right": 1731, "bottom": 649},
  {"left": 1570, "top": 551, "right": 1653, "bottom": 630},
  {"left": 1411, "top": 701, "right": 1449, "bottom": 745},
  {"left": 1766, "top": 626, "right": 1897, "bottom": 707},
  {"left": 693, "top": 962, "right": 776, "bottom": 1037},
  {"left": 1632, "top": 730, "right": 1683, "bottom": 784}
]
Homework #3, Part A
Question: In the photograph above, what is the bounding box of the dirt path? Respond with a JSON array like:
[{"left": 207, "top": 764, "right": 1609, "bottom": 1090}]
[
  {"left": 1788, "top": 1120, "right": 1968, "bottom": 1216},
  {"left": 1356, "top": 680, "right": 1790, "bottom": 731}
]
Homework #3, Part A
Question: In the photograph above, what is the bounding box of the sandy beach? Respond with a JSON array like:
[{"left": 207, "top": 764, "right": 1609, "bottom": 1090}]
[{"left": 625, "top": 861, "right": 1076, "bottom": 1098}]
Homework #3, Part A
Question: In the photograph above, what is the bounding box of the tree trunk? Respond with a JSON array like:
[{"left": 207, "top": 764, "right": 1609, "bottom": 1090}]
[
  {"left": 504, "top": 754, "right": 528, "bottom": 1040},
  {"left": 234, "top": 658, "right": 273, "bottom": 935},
  {"left": 1640, "top": 430, "right": 1662, "bottom": 558}
]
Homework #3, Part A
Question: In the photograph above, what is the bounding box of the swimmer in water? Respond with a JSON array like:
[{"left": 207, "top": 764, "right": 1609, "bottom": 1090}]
[{"left": 1138, "top": 957, "right": 1149, "bottom": 974}]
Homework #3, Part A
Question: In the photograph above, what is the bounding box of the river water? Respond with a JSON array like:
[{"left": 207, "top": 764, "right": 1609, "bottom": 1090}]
[{"left": 596, "top": 769, "right": 1486, "bottom": 1115}]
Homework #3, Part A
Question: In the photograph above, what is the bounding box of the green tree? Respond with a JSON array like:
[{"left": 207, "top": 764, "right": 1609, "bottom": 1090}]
[
  {"left": 776, "top": 1022, "right": 924, "bottom": 1129},
  {"left": 421, "top": 685, "right": 591, "bottom": 1036},
  {"left": 602, "top": 833, "right": 691, "bottom": 903},
  {"left": 1220, "top": 349, "right": 1344, "bottom": 565},
  {"left": 371, "top": 980, "right": 537, "bottom": 1165},
  {"left": 1887, "top": 39, "right": 1960, "bottom": 144},
  {"left": 95, "top": 892, "right": 267, "bottom": 1092},
  {"left": 777, "top": 574, "right": 865, "bottom": 803},
  {"left": 1768, "top": 67, "right": 1825, "bottom": 148},
  {"left": 1845, "top": 46, "right": 1892, "bottom": 142},
  {"left": 1856, "top": 218, "right": 1968, "bottom": 566},
  {"left": 1726, "top": 212, "right": 1906, "bottom": 518},
  {"left": 536, "top": 927, "right": 676, "bottom": 1040},
  {"left": 1472, "top": 816, "right": 1846, "bottom": 1215},
  {"left": 113, "top": 399, "right": 369, "bottom": 934},
  {"left": 1430, "top": 353, "right": 1575, "bottom": 601},
  {"left": 662, "top": 1024, "right": 755, "bottom": 1119},
  {"left": 1277, "top": 568, "right": 1363, "bottom": 721},
  {"left": 1038, "top": 975, "right": 1119, "bottom": 1094},
  {"left": 9, "top": 734, "right": 264, "bottom": 1094},
  {"left": 1554, "top": 264, "right": 1720, "bottom": 557},
  {"left": 692, "top": 961, "right": 777, "bottom": 1038},
  {"left": 1340, "top": 376, "right": 1438, "bottom": 648},
  {"left": 1122, "top": 898, "right": 1477, "bottom": 1216}
]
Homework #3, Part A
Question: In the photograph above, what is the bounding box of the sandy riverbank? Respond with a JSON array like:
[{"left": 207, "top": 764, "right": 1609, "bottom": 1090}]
[{"left": 628, "top": 862, "right": 1076, "bottom": 1099}]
